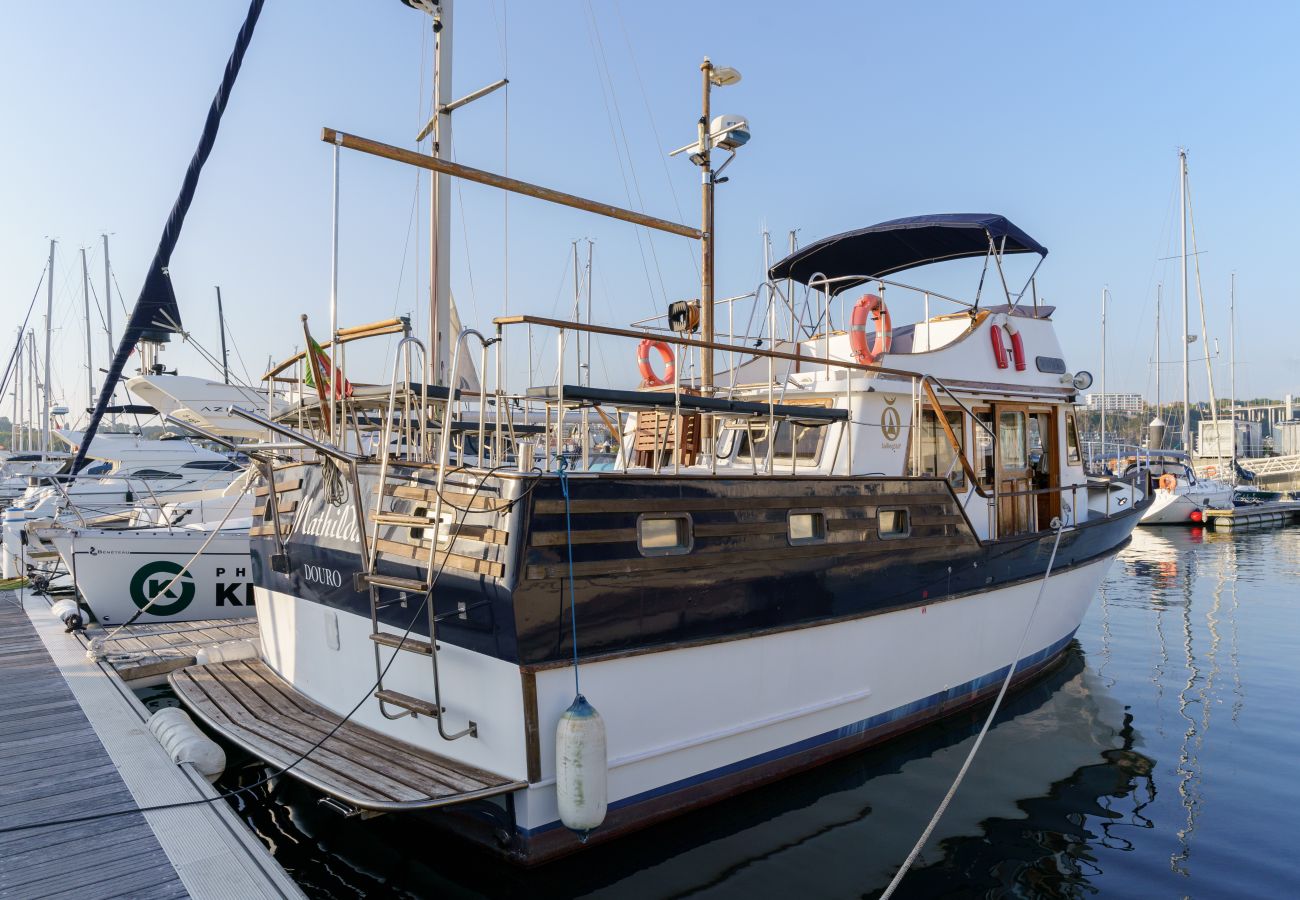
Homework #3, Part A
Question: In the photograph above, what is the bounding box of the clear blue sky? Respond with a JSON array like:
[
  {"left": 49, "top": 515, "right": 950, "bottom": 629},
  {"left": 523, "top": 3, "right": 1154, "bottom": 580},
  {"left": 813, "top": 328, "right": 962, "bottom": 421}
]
[{"left": 3, "top": 1, "right": 1298, "bottom": 421}]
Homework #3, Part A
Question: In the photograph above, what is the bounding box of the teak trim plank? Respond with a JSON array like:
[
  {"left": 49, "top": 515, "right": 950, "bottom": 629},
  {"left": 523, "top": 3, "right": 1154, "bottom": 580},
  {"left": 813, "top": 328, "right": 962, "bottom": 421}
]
[
  {"left": 532, "top": 491, "right": 955, "bottom": 516},
  {"left": 375, "top": 538, "right": 505, "bottom": 578}
]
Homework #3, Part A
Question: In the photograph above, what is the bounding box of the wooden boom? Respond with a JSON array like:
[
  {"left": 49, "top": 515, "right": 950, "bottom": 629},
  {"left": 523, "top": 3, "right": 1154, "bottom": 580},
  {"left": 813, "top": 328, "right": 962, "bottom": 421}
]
[{"left": 321, "top": 128, "right": 702, "bottom": 240}]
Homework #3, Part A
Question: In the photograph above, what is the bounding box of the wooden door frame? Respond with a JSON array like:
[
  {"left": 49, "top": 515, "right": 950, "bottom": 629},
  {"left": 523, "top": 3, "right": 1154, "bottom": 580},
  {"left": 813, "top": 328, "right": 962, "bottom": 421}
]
[{"left": 993, "top": 403, "right": 1034, "bottom": 534}]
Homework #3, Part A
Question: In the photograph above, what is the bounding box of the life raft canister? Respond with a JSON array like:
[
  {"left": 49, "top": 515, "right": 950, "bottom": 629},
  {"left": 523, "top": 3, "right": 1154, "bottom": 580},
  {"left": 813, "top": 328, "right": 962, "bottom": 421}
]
[
  {"left": 989, "top": 314, "right": 1027, "bottom": 371},
  {"left": 849, "top": 294, "right": 893, "bottom": 365},
  {"left": 636, "top": 339, "right": 676, "bottom": 387}
]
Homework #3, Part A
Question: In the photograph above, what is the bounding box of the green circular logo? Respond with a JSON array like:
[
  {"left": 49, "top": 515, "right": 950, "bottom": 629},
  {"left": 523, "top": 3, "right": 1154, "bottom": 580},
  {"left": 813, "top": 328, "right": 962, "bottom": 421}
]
[{"left": 129, "top": 560, "right": 195, "bottom": 617}]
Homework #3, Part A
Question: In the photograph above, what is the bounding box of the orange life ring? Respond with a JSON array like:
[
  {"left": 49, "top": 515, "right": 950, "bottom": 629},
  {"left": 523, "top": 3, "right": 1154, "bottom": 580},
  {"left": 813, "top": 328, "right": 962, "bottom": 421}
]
[
  {"left": 1158, "top": 473, "right": 1177, "bottom": 491},
  {"left": 636, "top": 339, "right": 676, "bottom": 387},
  {"left": 849, "top": 294, "right": 892, "bottom": 365},
  {"left": 1204, "top": 465, "right": 1218, "bottom": 478}
]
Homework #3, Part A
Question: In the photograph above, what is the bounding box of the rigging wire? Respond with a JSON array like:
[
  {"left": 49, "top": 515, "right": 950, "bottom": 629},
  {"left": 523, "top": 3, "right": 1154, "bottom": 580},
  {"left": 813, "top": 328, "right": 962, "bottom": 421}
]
[
  {"left": 580, "top": 0, "right": 666, "bottom": 311},
  {"left": 611, "top": 0, "right": 699, "bottom": 281}
]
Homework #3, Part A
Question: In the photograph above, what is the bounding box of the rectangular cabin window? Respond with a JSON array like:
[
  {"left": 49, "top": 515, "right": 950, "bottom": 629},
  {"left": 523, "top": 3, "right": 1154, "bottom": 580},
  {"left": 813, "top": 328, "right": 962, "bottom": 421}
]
[
  {"left": 878, "top": 508, "right": 910, "bottom": 539},
  {"left": 637, "top": 514, "right": 693, "bottom": 556},
  {"left": 1066, "top": 412, "right": 1082, "bottom": 465},
  {"left": 731, "top": 420, "right": 824, "bottom": 462},
  {"left": 787, "top": 510, "right": 827, "bottom": 545},
  {"left": 910, "top": 409, "right": 967, "bottom": 490},
  {"left": 999, "top": 412, "right": 1028, "bottom": 469}
]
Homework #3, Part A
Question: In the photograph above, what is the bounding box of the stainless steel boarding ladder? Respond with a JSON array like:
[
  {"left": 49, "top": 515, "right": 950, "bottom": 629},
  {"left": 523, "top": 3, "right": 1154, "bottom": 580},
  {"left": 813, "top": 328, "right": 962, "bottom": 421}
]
[{"left": 360, "top": 330, "right": 496, "bottom": 740}]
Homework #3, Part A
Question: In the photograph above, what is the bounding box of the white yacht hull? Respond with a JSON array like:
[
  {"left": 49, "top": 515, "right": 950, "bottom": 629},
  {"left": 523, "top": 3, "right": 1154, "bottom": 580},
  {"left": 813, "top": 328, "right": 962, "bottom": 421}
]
[
  {"left": 1140, "top": 486, "right": 1233, "bottom": 525},
  {"left": 50, "top": 529, "right": 255, "bottom": 625}
]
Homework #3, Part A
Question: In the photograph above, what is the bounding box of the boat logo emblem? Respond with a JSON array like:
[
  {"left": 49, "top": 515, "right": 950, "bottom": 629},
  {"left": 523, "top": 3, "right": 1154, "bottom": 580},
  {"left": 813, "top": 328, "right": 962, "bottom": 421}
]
[
  {"left": 128, "top": 560, "right": 195, "bottom": 617},
  {"left": 880, "top": 396, "right": 902, "bottom": 442}
]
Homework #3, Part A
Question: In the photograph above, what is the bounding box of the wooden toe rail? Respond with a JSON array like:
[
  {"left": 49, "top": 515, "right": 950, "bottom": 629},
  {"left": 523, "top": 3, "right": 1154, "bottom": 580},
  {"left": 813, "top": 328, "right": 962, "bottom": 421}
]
[{"left": 170, "top": 659, "right": 524, "bottom": 811}]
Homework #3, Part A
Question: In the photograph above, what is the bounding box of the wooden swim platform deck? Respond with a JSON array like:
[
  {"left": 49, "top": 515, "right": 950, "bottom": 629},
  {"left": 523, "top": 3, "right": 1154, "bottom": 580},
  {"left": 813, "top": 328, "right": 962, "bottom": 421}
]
[
  {"left": 1202, "top": 500, "right": 1300, "bottom": 531},
  {"left": 0, "top": 591, "right": 303, "bottom": 900},
  {"left": 170, "top": 659, "right": 527, "bottom": 812}
]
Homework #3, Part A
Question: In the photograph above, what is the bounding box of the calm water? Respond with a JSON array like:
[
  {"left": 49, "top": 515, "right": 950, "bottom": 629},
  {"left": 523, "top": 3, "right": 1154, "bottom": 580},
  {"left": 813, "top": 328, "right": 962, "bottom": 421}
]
[{"left": 211, "top": 526, "right": 1300, "bottom": 898}]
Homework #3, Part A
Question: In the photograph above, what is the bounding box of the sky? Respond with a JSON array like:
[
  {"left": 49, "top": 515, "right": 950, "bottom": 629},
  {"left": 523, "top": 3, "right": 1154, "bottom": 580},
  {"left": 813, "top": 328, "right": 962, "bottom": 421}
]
[{"left": 3, "top": 0, "right": 1299, "bottom": 427}]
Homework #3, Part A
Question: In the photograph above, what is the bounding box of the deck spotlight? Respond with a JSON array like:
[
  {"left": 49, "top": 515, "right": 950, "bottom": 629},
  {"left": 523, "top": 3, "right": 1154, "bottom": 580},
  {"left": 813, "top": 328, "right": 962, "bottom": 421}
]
[{"left": 1072, "top": 371, "right": 1094, "bottom": 391}]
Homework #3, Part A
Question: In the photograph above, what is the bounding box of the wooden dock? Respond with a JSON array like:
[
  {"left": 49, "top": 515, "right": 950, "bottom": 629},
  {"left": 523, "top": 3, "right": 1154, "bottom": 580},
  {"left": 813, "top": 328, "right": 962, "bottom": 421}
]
[
  {"left": 0, "top": 591, "right": 303, "bottom": 900},
  {"left": 1203, "top": 500, "right": 1300, "bottom": 531}
]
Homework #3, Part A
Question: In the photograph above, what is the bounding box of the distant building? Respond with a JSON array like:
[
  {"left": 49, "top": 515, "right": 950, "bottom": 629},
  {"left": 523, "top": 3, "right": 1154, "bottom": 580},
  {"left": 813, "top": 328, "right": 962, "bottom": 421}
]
[
  {"left": 1198, "top": 418, "right": 1263, "bottom": 458},
  {"left": 1085, "top": 392, "right": 1145, "bottom": 414}
]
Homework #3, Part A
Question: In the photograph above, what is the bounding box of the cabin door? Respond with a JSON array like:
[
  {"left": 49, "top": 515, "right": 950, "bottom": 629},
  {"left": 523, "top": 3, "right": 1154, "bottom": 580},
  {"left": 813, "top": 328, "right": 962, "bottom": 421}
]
[
  {"left": 995, "top": 405, "right": 1034, "bottom": 535},
  {"left": 1029, "top": 410, "right": 1061, "bottom": 528}
]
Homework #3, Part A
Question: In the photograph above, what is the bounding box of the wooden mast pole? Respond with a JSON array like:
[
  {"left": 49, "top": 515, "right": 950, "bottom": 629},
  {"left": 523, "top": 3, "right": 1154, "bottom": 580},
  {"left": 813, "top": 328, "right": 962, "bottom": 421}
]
[{"left": 700, "top": 58, "right": 715, "bottom": 396}]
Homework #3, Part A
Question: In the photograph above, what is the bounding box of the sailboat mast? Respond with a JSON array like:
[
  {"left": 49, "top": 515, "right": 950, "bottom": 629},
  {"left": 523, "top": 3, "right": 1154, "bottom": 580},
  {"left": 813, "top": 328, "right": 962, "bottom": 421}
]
[
  {"left": 43, "top": 239, "right": 55, "bottom": 455},
  {"left": 1100, "top": 286, "right": 1107, "bottom": 464},
  {"left": 585, "top": 239, "right": 593, "bottom": 388},
  {"left": 1155, "top": 283, "right": 1162, "bottom": 424},
  {"left": 216, "top": 286, "right": 230, "bottom": 384},
  {"left": 12, "top": 330, "right": 22, "bottom": 452},
  {"left": 572, "top": 240, "right": 581, "bottom": 384},
  {"left": 1179, "top": 149, "right": 1190, "bottom": 454},
  {"left": 27, "top": 331, "right": 35, "bottom": 451},
  {"left": 1230, "top": 272, "right": 1236, "bottom": 471},
  {"left": 82, "top": 248, "right": 94, "bottom": 423},
  {"left": 428, "top": 0, "right": 453, "bottom": 388},
  {"left": 103, "top": 234, "right": 114, "bottom": 427}
]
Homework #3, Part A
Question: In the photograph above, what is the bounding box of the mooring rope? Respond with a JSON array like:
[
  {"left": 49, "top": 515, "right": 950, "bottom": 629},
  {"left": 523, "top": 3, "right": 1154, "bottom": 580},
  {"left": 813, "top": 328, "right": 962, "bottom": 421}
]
[{"left": 880, "top": 516, "right": 1067, "bottom": 899}]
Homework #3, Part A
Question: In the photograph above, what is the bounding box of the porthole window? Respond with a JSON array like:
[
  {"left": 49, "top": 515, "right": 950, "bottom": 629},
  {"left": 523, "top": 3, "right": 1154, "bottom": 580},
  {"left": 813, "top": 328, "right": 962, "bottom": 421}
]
[
  {"left": 878, "top": 508, "right": 910, "bottom": 539},
  {"left": 637, "top": 514, "right": 693, "bottom": 556},
  {"left": 787, "top": 510, "right": 826, "bottom": 545}
]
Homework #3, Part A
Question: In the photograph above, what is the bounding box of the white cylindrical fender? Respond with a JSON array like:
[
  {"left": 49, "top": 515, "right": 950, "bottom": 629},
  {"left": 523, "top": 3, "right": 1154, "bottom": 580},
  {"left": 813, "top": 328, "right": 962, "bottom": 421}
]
[
  {"left": 194, "top": 640, "right": 259, "bottom": 666},
  {"left": 149, "top": 707, "right": 226, "bottom": 782},
  {"left": 50, "top": 598, "right": 84, "bottom": 630},
  {"left": 555, "top": 694, "right": 607, "bottom": 834}
]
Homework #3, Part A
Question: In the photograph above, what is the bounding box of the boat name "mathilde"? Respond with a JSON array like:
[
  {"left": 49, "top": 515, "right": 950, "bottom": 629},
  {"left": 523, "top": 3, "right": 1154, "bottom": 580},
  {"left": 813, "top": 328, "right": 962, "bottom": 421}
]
[{"left": 292, "top": 494, "right": 360, "bottom": 544}]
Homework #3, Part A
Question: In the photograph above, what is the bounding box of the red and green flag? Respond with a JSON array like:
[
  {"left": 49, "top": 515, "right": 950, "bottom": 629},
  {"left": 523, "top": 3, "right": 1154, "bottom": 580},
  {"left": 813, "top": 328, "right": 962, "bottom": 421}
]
[{"left": 304, "top": 334, "right": 353, "bottom": 400}]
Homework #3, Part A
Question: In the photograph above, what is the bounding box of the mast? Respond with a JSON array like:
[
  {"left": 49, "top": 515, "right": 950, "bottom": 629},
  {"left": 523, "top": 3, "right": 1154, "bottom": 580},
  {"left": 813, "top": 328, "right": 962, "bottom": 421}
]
[
  {"left": 572, "top": 240, "right": 581, "bottom": 384},
  {"left": 699, "top": 58, "right": 715, "bottom": 394},
  {"left": 585, "top": 239, "right": 593, "bottom": 388},
  {"left": 216, "top": 286, "right": 230, "bottom": 384},
  {"left": 102, "top": 234, "right": 115, "bottom": 427},
  {"left": 1100, "top": 286, "right": 1107, "bottom": 466},
  {"left": 27, "top": 332, "right": 36, "bottom": 453},
  {"left": 1230, "top": 272, "right": 1237, "bottom": 472},
  {"left": 12, "top": 330, "right": 21, "bottom": 452},
  {"left": 1155, "top": 283, "right": 1162, "bottom": 421},
  {"left": 428, "top": 0, "right": 453, "bottom": 388},
  {"left": 82, "top": 248, "right": 95, "bottom": 425},
  {"left": 43, "top": 239, "right": 55, "bottom": 455},
  {"left": 1179, "top": 149, "right": 1191, "bottom": 454}
]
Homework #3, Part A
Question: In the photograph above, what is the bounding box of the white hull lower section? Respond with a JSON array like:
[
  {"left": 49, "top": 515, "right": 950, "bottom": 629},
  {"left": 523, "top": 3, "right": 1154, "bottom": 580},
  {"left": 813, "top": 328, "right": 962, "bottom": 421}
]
[{"left": 254, "top": 548, "right": 1118, "bottom": 842}]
